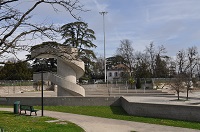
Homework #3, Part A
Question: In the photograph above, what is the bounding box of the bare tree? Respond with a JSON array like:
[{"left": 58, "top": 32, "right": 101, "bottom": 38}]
[
  {"left": 184, "top": 76, "right": 193, "bottom": 100},
  {"left": 145, "top": 42, "right": 167, "bottom": 77},
  {"left": 0, "top": 0, "right": 85, "bottom": 63},
  {"left": 176, "top": 50, "right": 186, "bottom": 74},
  {"left": 134, "top": 51, "right": 151, "bottom": 78},
  {"left": 145, "top": 42, "right": 155, "bottom": 75},
  {"left": 168, "top": 59, "right": 176, "bottom": 77},
  {"left": 185, "top": 46, "right": 198, "bottom": 100},
  {"left": 185, "top": 46, "right": 198, "bottom": 78},
  {"left": 170, "top": 74, "right": 185, "bottom": 100},
  {"left": 196, "top": 55, "right": 200, "bottom": 79},
  {"left": 117, "top": 39, "right": 135, "bottom": 75},
  {"left": 117, "top": 39, "right": 135, "bottom": 88},
  {"left": 175, "top": 46, "right": 199, "bottom": 100}
]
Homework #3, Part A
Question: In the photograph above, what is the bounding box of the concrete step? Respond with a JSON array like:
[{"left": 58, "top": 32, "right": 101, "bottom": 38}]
[
  {"left": 85, "top": 89, "right": 167, "bottom": 93},
  {"left": 85, "top": 93, "right": 175, "bottom": 97}
]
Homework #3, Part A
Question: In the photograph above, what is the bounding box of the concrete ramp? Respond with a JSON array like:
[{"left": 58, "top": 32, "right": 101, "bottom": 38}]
[{"left": 31, "top": 43, "right": 85, "bottom": 96}]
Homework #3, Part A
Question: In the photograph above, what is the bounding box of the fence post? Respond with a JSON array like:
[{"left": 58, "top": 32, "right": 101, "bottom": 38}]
[
  {"left": 144, "top": 79, "right": 146, "bottom": 93},
  {"left": 135, "top": 85, "right": 137, "bottom": 93}
]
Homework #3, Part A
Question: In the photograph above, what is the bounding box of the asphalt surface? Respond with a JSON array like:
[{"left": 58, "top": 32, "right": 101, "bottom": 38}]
[{"left": 0, "top": 108, "right": 199, "bottom": 132}]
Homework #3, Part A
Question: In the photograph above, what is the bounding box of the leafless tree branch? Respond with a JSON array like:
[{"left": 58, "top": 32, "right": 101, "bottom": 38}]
[{"left": 0, "top": 0, "right": 85, "bottom": 62}]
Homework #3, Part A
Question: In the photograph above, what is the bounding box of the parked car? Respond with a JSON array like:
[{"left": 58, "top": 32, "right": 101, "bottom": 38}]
[
  {"left": 82, "top": 80, "right": 88, "bottom": 84},
  {"left": 94, "top": 80, "right": 103, "bottom": 84}
]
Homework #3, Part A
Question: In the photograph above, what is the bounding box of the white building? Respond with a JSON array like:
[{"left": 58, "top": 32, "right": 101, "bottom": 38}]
[{"left": 107, "top": 64, "right": 129, "bottom": 83}]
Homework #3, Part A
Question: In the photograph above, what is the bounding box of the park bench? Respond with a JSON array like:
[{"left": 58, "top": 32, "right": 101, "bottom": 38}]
[{"left": 20, "top": 105, "right": 38, "bottom": 116}]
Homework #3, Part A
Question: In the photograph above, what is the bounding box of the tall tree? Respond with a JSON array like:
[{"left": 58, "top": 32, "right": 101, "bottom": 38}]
[
  {"left": 145, "top": 42, "right": 167, "bottom": 77},
  {"left": 185, "top": 46, "right": 198, "bottom": 100},
  {"left": 145, "top": 42, "right": 155, "bottom": 76},
  {"left": 186, "top": 46, "right": 198, "bottom": 78},
  {"left": 117, "top": 39, "right": 135, "bottom": 88},
  {"left": 0, "top": 61, "right": 32, "bottom": 80},
  {"left": 134, "top": 52, "right": 151, "bottom": 78},
  {"left": 61, "top": 21, "right": 96, "bottom": 55},
  {"left": 0, "top": 0, "right": 84, "bottom": 63},
  {"left": 106, "top": 55, "right": 127, "bottom": 70},
  {"left": 117, "top": 39, "right": 134, "bottom": 74},
  {"left": 168, "top": 60, "right": 177, "bottom": 78},
  {"left": 154, "top": 54, "right": 169, "bottom": 78},
  {"left": 176, "top": 50, "right": 186, "bottom": 74},
  {"left": 61, "top": 21, "right": 97, "bottom": 79},
  {"left": 175, "top": 46, "right": 199, "bottom": 100}
]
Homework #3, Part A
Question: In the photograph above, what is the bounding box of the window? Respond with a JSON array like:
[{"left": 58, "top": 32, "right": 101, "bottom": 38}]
[
  {"left": 109, "top": 72, "right": 112, "bottom": 77},
  {"left": 115, "top": 72, "right": 118, "bottom": 77},
  {"left": 120, "top": 72, "right": 124, "bottom": 77}
]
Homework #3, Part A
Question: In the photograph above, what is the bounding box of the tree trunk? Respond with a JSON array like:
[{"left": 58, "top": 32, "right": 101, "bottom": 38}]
[{"left": 177, "top": 91, "right": 180, "bottom": 100}]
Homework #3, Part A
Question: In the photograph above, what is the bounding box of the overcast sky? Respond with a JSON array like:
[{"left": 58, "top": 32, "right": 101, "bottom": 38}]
[{"left": 14, "top": 0, "right": 200, "bottom": 59}]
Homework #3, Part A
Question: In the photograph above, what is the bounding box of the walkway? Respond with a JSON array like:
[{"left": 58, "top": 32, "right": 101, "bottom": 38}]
[{"left": 0, "top": 108, "right": 199, "bottom": 132}]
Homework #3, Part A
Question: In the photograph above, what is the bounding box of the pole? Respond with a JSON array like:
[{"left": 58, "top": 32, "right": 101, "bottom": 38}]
[
  {"left": 144, "top": 78, "right": 146, "bottom": 93},
  {"left": 100, "top": 11, "right": 108, "bottom": 83},
  {"left": 41, "top": 68, "right": 44, "bottom": 116}
]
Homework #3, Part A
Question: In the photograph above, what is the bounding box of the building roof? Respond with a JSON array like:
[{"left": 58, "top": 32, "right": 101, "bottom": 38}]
[{"left": 107, "top": 63, "right": 129, "bottom": 71}]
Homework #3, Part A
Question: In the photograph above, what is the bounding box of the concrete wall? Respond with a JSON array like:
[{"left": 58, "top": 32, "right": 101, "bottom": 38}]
[
  {"left": 0, "top": 97, "right": 121, "bottom": 106},
  {"left": 2, "top": 96, "right": 200, "bottom": 122},
  {"left": 57, "top": 58, "right": 76, "bottom": 83},
  {"left": 121, "top": 97, "right": 200, "bottom": 122},
  {"left": 0, "top": 86, "right": 35, "bottom": 94},
  {"left": 83, "top": 84, "right": 127, "bottom": 89}
]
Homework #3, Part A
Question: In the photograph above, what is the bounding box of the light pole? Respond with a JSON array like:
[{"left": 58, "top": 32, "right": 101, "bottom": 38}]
[
  {"left": 39, "top": 59, "right": 45, "bottom": 116},
  {"left": 99, "top": 11, "right": 108, "bottom": 83},
  {"left": 41, "top": 66, "right": 44, "bottom": 116}
]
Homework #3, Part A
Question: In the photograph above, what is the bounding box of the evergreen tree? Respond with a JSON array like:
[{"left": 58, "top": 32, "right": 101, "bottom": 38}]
[
  {"left": 0, "top": 61, "right": 32, "bottom": 80},
  {"left": 154, "top": 54, "right": 169, "bottom": 78},
  {"left": 61, "top": 21, "right": 97, "bottom": 79}
]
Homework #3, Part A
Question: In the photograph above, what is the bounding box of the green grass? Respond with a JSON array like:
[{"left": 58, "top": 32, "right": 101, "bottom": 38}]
[
  {"left": 0, "top": 111, "right": 84, "bottom": 132},
  {"left": 42, "top": 106, "right": 200, "bottom": 130},
  {"left": 2, "top": 105, "right": 200, "bottom": 130}
]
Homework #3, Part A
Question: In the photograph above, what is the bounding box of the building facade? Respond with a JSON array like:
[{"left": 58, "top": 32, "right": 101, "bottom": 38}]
[{"left": 107, "top": 64, "right": 129, "bottom": 83}]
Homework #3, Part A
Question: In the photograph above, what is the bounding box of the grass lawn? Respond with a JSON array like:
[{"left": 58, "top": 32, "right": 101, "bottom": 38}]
[
  {"left": 42, "top": 106, "right": 200, "bottom": 130},
  {"left": 0, "top": 111, "right": 84, "bottom": 132}
]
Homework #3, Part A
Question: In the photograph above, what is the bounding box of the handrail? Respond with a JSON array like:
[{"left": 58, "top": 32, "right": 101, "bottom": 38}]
[{"left": 31, "top": 45, "right": 85, "bottom": 96}]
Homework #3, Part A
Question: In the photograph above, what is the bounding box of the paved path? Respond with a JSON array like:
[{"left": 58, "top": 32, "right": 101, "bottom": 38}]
[{"left": 0, "top": 108, "right": 199, "bottom": 132}]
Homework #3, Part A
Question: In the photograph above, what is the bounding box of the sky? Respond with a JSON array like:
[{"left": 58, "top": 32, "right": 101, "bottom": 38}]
[{"left": 8, "top": 0, "right": 200, "bottom": 60}]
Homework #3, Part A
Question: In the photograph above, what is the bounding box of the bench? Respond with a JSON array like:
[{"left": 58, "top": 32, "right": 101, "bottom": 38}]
[{"left": 20, "top": 105, "right": 38, "bottom": 116}]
